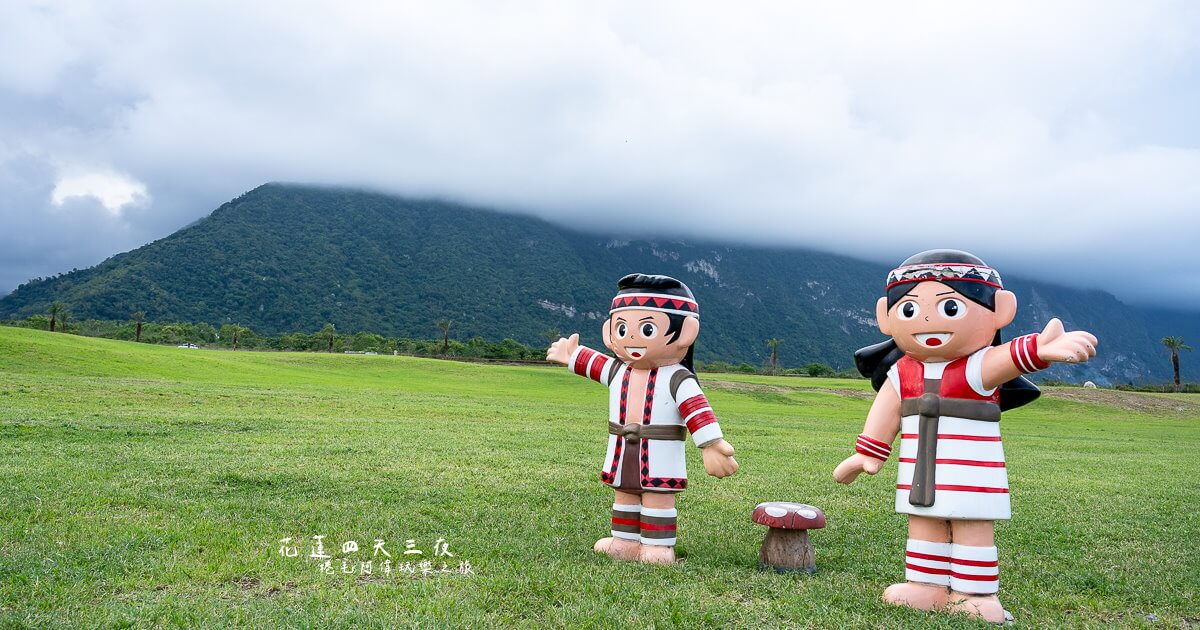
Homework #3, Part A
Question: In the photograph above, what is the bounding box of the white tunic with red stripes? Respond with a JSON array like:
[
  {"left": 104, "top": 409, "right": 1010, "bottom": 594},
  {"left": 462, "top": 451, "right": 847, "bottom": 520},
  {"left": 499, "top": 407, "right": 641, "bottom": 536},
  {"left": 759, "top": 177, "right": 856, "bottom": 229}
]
[
  {"left": 568, "top": 346, "right": 724, "bottom": 493},
  {"left": 888, "top": 347, "right": 1010, "bottom": 520}
]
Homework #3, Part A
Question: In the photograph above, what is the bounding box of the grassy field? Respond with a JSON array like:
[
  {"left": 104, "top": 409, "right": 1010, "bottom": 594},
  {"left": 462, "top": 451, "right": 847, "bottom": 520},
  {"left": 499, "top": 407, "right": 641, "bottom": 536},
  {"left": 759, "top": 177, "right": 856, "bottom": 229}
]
[{"left": 1, "top": 327, "right": 1198, "bottom": 628}]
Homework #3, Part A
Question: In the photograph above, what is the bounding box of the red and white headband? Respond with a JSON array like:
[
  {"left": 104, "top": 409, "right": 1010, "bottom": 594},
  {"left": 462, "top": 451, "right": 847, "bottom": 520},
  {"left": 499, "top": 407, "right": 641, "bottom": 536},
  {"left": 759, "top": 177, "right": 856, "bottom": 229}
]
[
  {"left": 886, "top": 263, "right": 1003, "bottom": 290},
  {"left": 610, "top": 292, "right": 699, "bottom": 318}
]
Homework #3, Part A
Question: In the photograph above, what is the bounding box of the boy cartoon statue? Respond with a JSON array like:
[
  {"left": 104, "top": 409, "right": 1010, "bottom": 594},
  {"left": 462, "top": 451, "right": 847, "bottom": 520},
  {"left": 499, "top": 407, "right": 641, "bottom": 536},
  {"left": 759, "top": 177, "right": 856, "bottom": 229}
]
[
  {"left": 546, "top": 273, "right": 738, "bottom": 564},
  {"left": 834, "top": 250, "right": 1098, "bottom": 623}
]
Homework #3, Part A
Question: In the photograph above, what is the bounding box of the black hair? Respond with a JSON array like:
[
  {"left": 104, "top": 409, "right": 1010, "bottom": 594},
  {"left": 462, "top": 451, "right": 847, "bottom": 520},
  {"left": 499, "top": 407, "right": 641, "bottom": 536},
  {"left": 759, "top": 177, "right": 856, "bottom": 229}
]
[
  {"left": 613, "top": 273, "right": 697, "bottom": 374},
  {"left": 856, "top": 250, "right": 1040, "bottom": 411}
]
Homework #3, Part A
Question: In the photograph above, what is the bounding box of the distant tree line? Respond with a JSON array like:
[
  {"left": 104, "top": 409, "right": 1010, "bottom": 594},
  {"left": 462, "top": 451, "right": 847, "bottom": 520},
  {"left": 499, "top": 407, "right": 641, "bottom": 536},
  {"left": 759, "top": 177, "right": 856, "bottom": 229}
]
[
  {"left": 8, "top": 308, "right": 1194, "bottom": 387},
  {"left": 2, "top": 314, "right": 547, "bottom": 361},
  {"left": 696, "top": 359, "right": 853, "bottom": 378},
  {"left": 1, "top": 312, "right": 868, "bottom": 377}
]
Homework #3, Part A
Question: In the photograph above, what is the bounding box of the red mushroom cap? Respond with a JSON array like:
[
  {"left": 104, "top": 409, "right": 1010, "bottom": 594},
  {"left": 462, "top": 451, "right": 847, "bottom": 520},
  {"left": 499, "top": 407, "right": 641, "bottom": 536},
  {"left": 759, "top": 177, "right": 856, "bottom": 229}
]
[{"left": 751, "top": 502, "right": 826, "bottom": 529}]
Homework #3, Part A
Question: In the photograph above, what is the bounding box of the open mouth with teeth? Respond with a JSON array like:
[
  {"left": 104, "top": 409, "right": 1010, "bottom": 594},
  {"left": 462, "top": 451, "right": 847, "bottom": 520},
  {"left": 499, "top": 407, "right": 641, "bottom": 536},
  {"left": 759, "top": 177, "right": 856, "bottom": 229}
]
[
  {"left": 915, "top": 333, "right": 952, "bottom": 347},
  {"left": 625, "top": 347, "right": 647, "bottom": 359}
]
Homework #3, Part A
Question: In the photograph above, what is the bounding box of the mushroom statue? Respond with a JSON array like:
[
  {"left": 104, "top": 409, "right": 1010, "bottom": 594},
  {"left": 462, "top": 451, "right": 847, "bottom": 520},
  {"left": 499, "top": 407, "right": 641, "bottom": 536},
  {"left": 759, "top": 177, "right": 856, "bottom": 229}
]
[{"left": 751, "top": 502, "right": 826, "bottom": 573}]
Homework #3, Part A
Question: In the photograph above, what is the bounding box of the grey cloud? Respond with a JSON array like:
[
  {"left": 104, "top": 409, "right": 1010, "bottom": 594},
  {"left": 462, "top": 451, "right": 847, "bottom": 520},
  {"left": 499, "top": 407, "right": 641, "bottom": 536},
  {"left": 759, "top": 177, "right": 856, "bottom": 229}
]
[{"left": 1, "top": 1, "right": 1199, "bottom": 305}]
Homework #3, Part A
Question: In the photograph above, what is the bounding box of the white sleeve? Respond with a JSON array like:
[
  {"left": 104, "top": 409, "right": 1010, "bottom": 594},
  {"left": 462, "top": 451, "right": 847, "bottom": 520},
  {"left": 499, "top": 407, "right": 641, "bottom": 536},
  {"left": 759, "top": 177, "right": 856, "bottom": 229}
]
[
  {"left": 886, "top": 363, "right": 901, "bottom": 396},
  {"left": 966, "top": 347, "right": 998, "bottom": 397},
  {"left": 674, "top": 374, "right": 703, "bottom": 402},
  {"left": 674, "top": 376, "right": 724, "bottom": 448}
]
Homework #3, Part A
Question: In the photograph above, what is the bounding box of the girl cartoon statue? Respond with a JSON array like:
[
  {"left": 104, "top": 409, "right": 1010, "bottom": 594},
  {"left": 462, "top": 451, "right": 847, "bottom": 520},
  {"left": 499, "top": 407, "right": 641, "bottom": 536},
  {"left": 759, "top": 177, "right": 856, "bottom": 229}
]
[
  {"left": 546, "top": 273, "right": 738, "bottom": 564},
  {"left": 834, "top": 249, "right": 1098, "bottom": 623}
]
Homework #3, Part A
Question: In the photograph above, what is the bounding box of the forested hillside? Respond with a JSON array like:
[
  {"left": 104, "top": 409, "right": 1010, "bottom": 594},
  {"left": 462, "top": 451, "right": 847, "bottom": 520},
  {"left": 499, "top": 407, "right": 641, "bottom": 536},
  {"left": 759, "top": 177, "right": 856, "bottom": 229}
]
[{"left": 2, "top": 184, "right": 1191, "bottom": 384}]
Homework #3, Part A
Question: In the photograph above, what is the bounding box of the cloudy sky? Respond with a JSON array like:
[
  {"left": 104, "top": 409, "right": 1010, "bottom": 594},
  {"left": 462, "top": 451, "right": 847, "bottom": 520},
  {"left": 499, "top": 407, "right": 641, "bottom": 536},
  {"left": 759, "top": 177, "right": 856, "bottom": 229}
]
[{"left": 2, "top": 1, "right": 1199, "bottom": 307}]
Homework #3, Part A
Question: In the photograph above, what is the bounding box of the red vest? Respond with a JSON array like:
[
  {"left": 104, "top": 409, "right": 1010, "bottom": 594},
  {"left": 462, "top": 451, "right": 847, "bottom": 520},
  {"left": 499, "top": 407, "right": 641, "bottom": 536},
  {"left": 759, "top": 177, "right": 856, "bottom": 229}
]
[{"left": 896, "top": 355, "right": 999, "bottom": 403}]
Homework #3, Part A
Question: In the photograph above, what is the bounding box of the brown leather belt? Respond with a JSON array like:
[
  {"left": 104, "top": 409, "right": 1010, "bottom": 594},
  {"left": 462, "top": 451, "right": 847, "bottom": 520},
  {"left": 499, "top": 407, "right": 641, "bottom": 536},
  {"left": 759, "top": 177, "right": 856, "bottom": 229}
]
[
  {"left": 904, "top": 386, "right": 1001, "bottom": 508},
  {"left": 609, "top": 422, "right": 687, "bottom": 443},
  {"left": 900, "top": 394, "right": 1000, "bottom": 422}
]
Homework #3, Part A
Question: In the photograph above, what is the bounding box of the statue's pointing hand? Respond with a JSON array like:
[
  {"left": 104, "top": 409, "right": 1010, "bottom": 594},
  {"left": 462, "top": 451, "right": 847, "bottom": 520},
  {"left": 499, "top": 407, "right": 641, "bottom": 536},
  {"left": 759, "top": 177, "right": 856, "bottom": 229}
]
[
  {"left": 546, "top": 333, "right": 580, "bottom": 365},
  {"left": 1037, "top": 318, "right": 1098, "bottom": 364}
]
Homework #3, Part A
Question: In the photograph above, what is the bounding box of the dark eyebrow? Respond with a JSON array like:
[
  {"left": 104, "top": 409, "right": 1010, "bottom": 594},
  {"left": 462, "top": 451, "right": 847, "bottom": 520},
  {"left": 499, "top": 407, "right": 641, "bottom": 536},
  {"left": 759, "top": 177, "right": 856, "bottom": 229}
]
[
  {"left": 905, "top": 293, "right": 920, "bottom": 299},
  {"left": 616, "top": 317, "right": 627, "bottom": 323},
  {"left": 936, "top": 291, "right": 955, "bottom": 296},
  {"left": 639, "top": 316, "right": 654, "bottom": 322}
]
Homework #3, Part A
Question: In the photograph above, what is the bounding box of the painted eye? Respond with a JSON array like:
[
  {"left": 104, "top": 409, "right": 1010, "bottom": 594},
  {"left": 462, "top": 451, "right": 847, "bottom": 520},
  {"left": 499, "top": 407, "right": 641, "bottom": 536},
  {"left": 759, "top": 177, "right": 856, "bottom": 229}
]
[
  {"left": 616, "top": 323, "right": 628, "bottom": 338},
  {"left": 640, "top": 322, "right": 658, "bottom": 338},
  {"left": 938, "top": 298, "right": 966, "bottom": 319},
  {"left": 898, "top": 301, "right": 919, "bottom": 320}
]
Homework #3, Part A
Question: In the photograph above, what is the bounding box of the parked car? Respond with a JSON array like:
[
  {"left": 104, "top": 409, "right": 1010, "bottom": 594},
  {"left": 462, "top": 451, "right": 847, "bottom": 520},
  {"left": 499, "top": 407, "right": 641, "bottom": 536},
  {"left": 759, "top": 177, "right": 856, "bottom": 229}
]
[{"left": 177, "top": 343, "right": 200, "bottom": 349}]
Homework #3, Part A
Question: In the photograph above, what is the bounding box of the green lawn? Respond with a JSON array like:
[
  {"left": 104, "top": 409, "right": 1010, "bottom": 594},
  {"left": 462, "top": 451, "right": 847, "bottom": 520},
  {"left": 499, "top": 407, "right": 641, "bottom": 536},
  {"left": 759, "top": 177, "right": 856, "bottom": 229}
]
[{"left": 1, "top": 327, "right": 1197, "bottom": 628}]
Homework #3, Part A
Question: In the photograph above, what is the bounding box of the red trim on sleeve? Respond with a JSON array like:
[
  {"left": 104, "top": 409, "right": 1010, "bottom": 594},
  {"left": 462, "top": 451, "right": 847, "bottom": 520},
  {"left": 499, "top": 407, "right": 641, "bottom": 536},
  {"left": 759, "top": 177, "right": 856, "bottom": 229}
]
[
  {"left": 678, "top": 394, "right": 710, "bottom": 417},
  {"left": 574, "top": 348, "right": 595, "bottom": 376},
  {"left": 1010, "top": 334, "right": 1051, "bottom": 373},
  {"left": 588, "top": 354, "right": 609, "bottom": 381},
  {"left": 855, "top": 434, "right": 892, "bottom": 460},
  {"left": 686, "top": 410, "right": 717, "bottom": 433}
]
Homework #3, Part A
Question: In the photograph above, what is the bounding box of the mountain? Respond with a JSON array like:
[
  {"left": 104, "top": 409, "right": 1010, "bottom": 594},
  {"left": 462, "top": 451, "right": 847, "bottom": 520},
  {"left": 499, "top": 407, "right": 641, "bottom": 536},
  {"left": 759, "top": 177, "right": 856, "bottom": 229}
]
[{"left": 1, "top": 183, "right": 1193, "bottom": 384}]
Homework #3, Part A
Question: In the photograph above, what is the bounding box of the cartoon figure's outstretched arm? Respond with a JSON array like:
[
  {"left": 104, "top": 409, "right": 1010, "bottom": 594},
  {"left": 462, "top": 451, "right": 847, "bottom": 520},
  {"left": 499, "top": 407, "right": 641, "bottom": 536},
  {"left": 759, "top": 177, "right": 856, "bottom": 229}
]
[
  {"left": 981, "top": 318, "right": 1098, "bottom": 390},
  {"left": 547, "top": 333, "right": 621, "bottom": 385},
  {"left": 833, "top": 383, "right": 901, "bottom": 484},
  {"left": 673, "top": 376, "right": 738, "bottom": 478}
]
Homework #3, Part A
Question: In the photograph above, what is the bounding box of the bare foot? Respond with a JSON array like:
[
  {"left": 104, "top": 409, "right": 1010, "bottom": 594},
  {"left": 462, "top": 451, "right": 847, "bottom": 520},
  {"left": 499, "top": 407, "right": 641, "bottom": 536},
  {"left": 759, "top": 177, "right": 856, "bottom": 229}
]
[
  {"left": 948, "top": 593, "right": 1008, "bottom": 624},
  {"left": 593, "top": 536, "right": 641, "bottom": 561},
  {"left": 637, "top": 545, "right": 676, "bottom": 564},
  {"left": 882, "top": 581, "right": 951, "bottom": 611}
]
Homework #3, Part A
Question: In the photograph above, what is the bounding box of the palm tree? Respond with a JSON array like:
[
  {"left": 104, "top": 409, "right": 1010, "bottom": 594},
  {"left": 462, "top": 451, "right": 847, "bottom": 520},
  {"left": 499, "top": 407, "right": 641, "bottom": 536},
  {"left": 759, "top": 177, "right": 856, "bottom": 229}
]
[
  {"left": 133, "top": 311, "right": 146, "bottom": 342},
  {"left": 436, "top": 319, "right": 454, "bottom": 355},
  {"left": 48, "top": 302, "right": 65, "bottom": 332},
  {"left": 320, "top": 323, "right": 337, "bottom": 353},
  {"left": 766, "top": 338, "right": 783, "bottom": 375},
  {"left": 543, "top": 328, "right": 561, "bottom": 346},
  {"left": 230, "top": 324, "right": 245, "bottom": 350},
  {"left": 1162, "top": 336, "right": 1193, "bottom": 391}
]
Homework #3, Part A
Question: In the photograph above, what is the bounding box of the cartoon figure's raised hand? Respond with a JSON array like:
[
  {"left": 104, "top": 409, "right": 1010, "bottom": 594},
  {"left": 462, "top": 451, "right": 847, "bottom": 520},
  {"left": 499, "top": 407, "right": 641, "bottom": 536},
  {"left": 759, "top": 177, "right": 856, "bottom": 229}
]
[
  {"left": 701, "top": 439, "right": 738, "bottom": 478},
  {"left": 833, "top": 452, "right": 885, "bottom": 484},
  {"left": 546, "top": 333, "right": 580, "bottom": 365},
  {"left": 1036, "top": 318, "right": 1099, "bottom": 364}
]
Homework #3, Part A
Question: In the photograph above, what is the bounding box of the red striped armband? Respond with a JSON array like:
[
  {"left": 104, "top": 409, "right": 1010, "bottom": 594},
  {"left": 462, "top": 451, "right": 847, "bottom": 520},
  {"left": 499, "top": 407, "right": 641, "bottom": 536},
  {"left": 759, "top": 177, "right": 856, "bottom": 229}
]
[
  {"left": 855, "top": 434, "right": 892, "bottom": 461},
  {"left": 1009, "top": 333, "right": 1050, "bottom": 374},
  {"left": 679, "top": 394, "right": 717, "bottom": 433},
  {"left": 571, "top": 347, "right": 613, "bottom": 383}
]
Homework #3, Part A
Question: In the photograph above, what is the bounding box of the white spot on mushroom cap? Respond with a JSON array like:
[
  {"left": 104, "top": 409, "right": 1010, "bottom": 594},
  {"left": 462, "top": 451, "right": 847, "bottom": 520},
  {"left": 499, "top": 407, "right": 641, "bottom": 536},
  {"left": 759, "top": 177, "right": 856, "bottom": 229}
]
[
  {"left": 798, "top": 509, "right": 817, "bottom": 519},
  {"left": 764, "top": 506, "right": 787, "bottom": 518}
]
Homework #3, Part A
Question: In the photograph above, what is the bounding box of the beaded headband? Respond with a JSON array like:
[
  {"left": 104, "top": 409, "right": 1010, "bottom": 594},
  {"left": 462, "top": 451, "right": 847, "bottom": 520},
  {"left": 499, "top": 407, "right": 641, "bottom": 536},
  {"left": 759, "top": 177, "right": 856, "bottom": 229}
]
[{"left": 886, "top": 263, "right": 1003, "bottom": 290}]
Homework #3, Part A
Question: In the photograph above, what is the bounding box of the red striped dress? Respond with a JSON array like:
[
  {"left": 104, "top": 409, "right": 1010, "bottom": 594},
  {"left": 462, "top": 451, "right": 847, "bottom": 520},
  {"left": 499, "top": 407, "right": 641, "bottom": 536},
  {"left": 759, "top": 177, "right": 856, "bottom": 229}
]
[{"left": 888, "top": 347, "right": 1011, "bottom": 521}]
